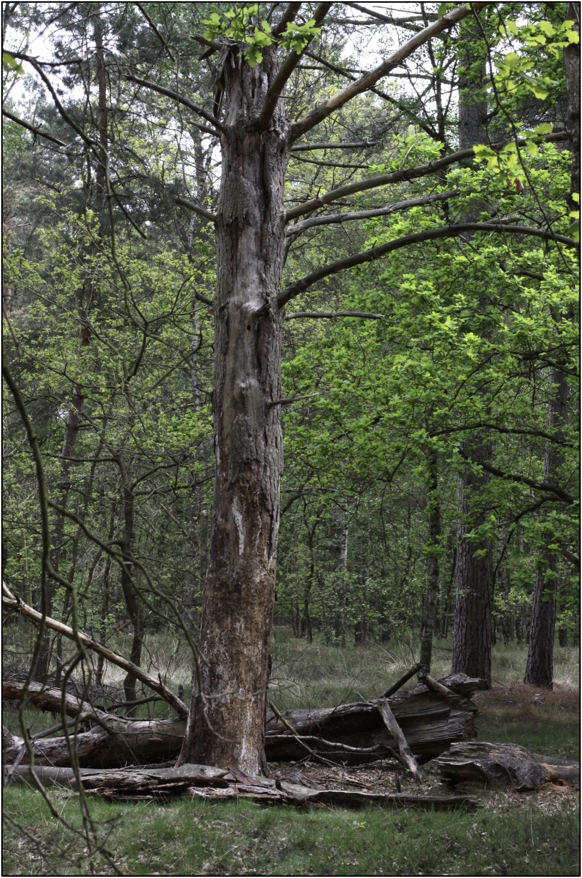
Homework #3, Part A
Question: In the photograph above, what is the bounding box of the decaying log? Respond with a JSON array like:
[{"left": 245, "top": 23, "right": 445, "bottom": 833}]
[
  {"left": 3, "top": 673, "right": 482, "bottom": 768},
  {"left": 265, "top": 673, "right": 482, "bottom": 764},
  {"left": 434, "top": 742, "right": 580, "bottom": 790},
  {"left": 7, "top": 763, "right": 479, "bottom": 810}
]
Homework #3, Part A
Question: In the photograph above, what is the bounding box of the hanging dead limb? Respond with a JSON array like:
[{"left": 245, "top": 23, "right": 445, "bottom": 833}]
[{"left": 2, "top": 583, "right": 188, "bottom": 717}]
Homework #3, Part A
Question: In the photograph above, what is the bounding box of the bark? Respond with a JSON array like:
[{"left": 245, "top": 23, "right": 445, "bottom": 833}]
[
  {"left": 434, "top": 741, "right": 579, "bottom": 790},
  {"left": 376, "top": 698, "right": 424, "bottom": 782},
  {"left": 524, "top": 369, "right": 568, "bottom": 688},
  {"left": 265, "top": 673, "right": 482, "bottom": 764},
  {"left": 177, "top": 43, "right": 290, "bottom": 775},
  {"left": 3, "top": 717, "right": 186, "bottom": 769}
]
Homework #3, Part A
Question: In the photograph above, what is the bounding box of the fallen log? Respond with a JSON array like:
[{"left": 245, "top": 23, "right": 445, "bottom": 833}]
[
  {"left": 265, "top": 673, "right": 483, "bottom": 764},
  {"left": 3, "top": 673, "right": 481, "bottom": 769},
  {"left": 7, "top": 763, "right": 479, "bottom": 810},
  {"left": 434, "top": 742, "right": 580, "bottom": 790},
  {"left": 4, "top": 673, "right": 481, "bottom": 768}
]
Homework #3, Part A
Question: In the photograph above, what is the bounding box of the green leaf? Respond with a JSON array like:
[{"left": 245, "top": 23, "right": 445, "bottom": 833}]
[
  {"left": 2, "top": 51, "right": 23, "bottom": 73},
  {"left": 525, "top": 140, "right": 539, "bottom": 156},
  {"left": 538, "top": 20, "right": 556, "bottom": 37},
  {"left": 534, "top": 122, "right": 553, "bottom": 135},
  {"left": 530, "top": 85, "right": 549, "bottom": 100},
  {"left": 503, "top": 52, "right": 521, "bottom": 68}
]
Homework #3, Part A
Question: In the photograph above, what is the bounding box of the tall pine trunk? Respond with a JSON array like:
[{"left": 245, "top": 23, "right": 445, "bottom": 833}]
[
  {"left": 451, "top": 17, "right": 494, "bottom": 687},
  {"left": 524, "top": 369, "right": 568, "bottom": 688},
  {"left": 178, "top": 45, "right": 289, "bottom": 775}
]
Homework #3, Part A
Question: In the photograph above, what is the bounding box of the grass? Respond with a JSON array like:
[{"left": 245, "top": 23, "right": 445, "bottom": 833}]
[
  {"left": 2, "top": 632, "right": 579, "bottom": 876},
  {"left": 3, "top": 785, "right": 580, "bottom": 876}
]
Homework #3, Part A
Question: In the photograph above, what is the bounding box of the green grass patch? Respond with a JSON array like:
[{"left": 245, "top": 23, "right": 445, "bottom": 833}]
[{"left": 3, "top": 786, "right": 579, "bottom": 876}]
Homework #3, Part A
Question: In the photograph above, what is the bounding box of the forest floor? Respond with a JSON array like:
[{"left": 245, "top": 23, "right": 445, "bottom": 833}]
[{"left": 2, "top": 635, "right": 579, "bottom": 875}]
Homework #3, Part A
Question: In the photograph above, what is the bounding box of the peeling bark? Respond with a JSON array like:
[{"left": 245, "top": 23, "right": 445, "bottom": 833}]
[{"left": 178, "top": 43, "right": 290, "bottom": 776}]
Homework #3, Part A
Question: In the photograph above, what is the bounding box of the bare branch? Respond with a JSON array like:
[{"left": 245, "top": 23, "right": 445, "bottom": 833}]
[
  {"left": 291, "top": 140, "right": 376, "bottom": 151},
  {"left": 278, "top": 223, "right": 577, "bottom": 308},
  {"left": 455, "top": 453, "right": 575, "bottom": 504},
  {"left": 285, "top": 310, "right": 384, "bottom": 320},
  {"left": 286, "top": 190, "right": 458, "bottom": 235},
  {"left": 2, "top": 108, "right": 67, "bottom": 146},
  {"left": 193, "top": 34, "right": 222, "bottom": 60},
  {"left": 431, "top": 422, "right": 576, "bottom": 448},
  {"left": 303, "top": 50, "right": 439, "bottom": 140},
  {"left": 268, "top": 392, "right": 319, "bottom": 406},
  {"left": 135, "top": 2, "right": 175, "bottom": 61},
  {"left": 11, "top": 52, "right": 106, "bottom": 160},
  {"left": 272, "top": 3, "right": 303, "bottom": 39},
  {"left": 126, "top": 73, "right": 226, "bottom": 135},
  {"left": 259, "top": 2, "right": 333, "bottom": 131},
  {"left": 290, "top": 2, "right": 486, "bottom": 141},
  {"left": 175, "top": 195, "right": 217, "bottom": 224},
  {"left": 286, "top": 132, "right": 570, "bottom": 221},
  {"left": 344, "top": 2, "right": 398, "bottom": 25}
]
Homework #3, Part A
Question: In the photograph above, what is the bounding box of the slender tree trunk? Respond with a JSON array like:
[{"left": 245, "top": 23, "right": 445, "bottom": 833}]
[
  {"left": 524, "top": 369, "right": 568, "bottom": 688},
  {"left": 37, "top": 16, "right": 108, "bottom": 683},
  {"left": 178, "top": 44, "right": 289, "bottom": 775},
  {"left": 451, "top": 19, "right": 494, "bottom": 687},
  {"left": 420, "top": 448, "right": 441, "bottom": 672},
  {"left": 115, "top": 459, "right": 143, "bottom": 713}
]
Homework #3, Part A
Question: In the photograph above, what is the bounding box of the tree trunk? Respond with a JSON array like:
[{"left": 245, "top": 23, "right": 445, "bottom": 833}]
[
  {"left": 177, "top": 44, "right": 289, "bottom": 775},
  {"left": 419, "top": 448, "right": 441, "bottom": 672},
  {"left": 524, "top": 368, "right": 568, "bottom": 688},
  {"left": 434, "top": 741, "right": 579, "bottom": 790},
  {"left": 451, "top": 19, "right": 494, "bottom": 687},
  {"left": 451, "top": 448, "right": 494, "bottom": 687}
]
